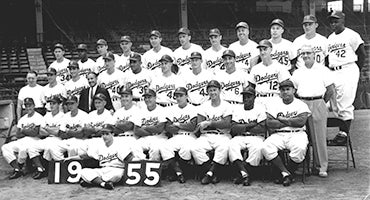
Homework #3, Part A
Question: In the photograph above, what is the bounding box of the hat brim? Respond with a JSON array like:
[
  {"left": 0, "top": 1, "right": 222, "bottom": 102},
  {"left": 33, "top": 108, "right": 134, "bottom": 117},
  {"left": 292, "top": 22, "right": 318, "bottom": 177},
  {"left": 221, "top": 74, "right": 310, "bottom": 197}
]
[
  {"left": 257, "top": 45, "right": 271, "bottom": 48},
  {"left": 222, "top": 54, "right": 235, "bottom": 58},
  {"left": 270, "top": 23, "right": 284, "bottom": 28},
  {"left": 327, "top": 15, "right": 341, "bottom": 19}
]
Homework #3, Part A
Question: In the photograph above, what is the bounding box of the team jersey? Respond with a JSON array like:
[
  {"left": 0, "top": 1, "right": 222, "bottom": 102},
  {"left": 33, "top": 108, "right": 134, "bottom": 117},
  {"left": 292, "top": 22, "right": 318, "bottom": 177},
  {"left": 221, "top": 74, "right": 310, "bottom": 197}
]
[
  {"left": 43, "top": 111, "right": 65, "bottom": 129},
  {"left": 60, "top": 109, "right": 88, "bottom": 132},
  {"left": 291, "top": 63, "right": 334, "bottom": 97},
  {"left": 142, "top": 46, "right": 173, "bottom": 74},
  {"left": 78, "top": 58, "right": 98, "bottom": 76},
  {"left": 250, "top": 61, "right": 291, "bottom": 96},
  {"left": 228, "top": 40, "right": 259, "bottom": 72},
  {"left": 96, "top": 53, "right": 121, "bottom": 74},
  {"left": 85, "top": 109, "right": 113, "bottom": 128},
  {"left": 49, "top": 58, "right": 70, "bottom": 85},
  {"left": 132, "top": 106, "right": 167, "bottom": 128},
  {"left": 17, "top": 112, "right": 45, "bottom": 129},
  {"left": 204, "top": 46, "right": 227, "bottom": 72},
  {"left": 87, "top": 139, "right": 131, "bottom": 168},
  {"left": 232, "top": 103, "right": 266, "bottom": 130},
  {"left": 64, "top": 76, "right": 89, "bottom": 99},
  {"left": 109, "top": 104, "right": 140, "bottom": 125},
  {"left": 167, "top": 104, "right": 197, "bottom": 134},
  {"left": 216, "top": 69, "right": 251, "bottom": 103},
  {"left": 181, "top": 70, "right": 214, "bottom": 105},
  {"left": 327, "top": 28, "right": 364, "bottom": 68},
  {"left": 42, "top": 83, "right": 67, "bottom": 110},
  {"left": 116, "top": 52, "right": 136, "bottom": 73},
  {"left": 18, "top": 84, "right": 44, "bottom": 108},
  {"left": 98, "top": 70, "right": 126, "bottom": 110},
  {"left": 266, "top": 98, "right": 311, "bottom": 132},
  {"left": 293, "top": 33, "right": 328, "bottom": 68},
  {"left": 173, "top": 43, "right": 204, "bottom": 72},
  {"left": 269, "top": 38, "right": 295, "bottom": 70},
  {"left": 124, "top": 68, "right": 152, "bottom": 100},
  {"left": 151, "top": 74, "right": 185, "bottom": 105},
  {"left": 198, "top": 100, "right": 233, "bottom": 134}
]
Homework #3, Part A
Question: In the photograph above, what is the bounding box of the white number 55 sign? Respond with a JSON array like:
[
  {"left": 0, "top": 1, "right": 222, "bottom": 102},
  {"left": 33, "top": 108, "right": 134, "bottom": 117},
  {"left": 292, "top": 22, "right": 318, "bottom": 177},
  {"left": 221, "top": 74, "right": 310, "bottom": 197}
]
[{"left": 122, "top": 161, "right": 162, "bottom": 187}]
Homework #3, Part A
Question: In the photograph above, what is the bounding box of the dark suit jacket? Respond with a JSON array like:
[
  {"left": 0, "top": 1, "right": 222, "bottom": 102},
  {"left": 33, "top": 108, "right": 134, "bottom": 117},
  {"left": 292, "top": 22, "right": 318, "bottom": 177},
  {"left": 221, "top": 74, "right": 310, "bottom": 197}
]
[{"left": 78, "top": 85, "right": 114, "bottom": 113}]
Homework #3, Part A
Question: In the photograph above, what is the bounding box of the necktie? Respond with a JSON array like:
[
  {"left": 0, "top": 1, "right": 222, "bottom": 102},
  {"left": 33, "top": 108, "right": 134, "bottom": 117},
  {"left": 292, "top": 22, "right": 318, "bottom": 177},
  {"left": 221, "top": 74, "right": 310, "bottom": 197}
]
[{"left": 90, "top": 87, "right": 94, "bottom": 109}]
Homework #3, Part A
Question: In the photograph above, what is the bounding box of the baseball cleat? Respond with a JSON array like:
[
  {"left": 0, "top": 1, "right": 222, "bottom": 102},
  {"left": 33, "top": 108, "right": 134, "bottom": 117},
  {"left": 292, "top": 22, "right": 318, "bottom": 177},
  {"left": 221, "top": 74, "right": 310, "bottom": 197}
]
[
  {"left": 33, "top": 170, "right": 47, "bottom": 180},
  {"left": 80, "top": 180, "right": 93, "bottom": 188},
  {"left": 211, "top": 175, "right": 220, "bottom": 184},
  {"left": 201, "top": 174, "right": 212, "bottom": 185},
  {"left": 9, "top": 170, "right": 24, "bottom": 180},
  {"left": 282, "top": 175, "right": 292, "bottom": 186},
  {"left": 103, "top": 181, "right": 114, "bottom": 190},
  {"left": 178, "top": 174, "right": 186, "bottom": 184},
  {"left": 234, "top": 174, "right": 250, "bottom": 186}
]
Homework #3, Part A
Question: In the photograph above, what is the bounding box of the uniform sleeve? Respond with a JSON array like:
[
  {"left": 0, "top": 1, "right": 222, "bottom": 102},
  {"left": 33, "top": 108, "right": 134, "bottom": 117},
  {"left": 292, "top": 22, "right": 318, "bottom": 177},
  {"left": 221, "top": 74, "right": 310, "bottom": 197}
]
[
  {"left": 278, "top": 65, "right": 291, "bottom": 82},
  {"left": 35, "top": 114, "right": 46, "bottom": 127},
  {"left": 256, "top": 104, "right": 267, "bottom": 123},
  {"left": 291, "top": 38, "right": 300, "bottom": 59},
  {"left": 290, "top": 71, "right": 299, "bottom": 89},
  {"left": 249, "top": 68, "right": 256, "bottom": 84},
  {"left": 86, "top": 144, "right": 99, "bottom": 160},
  {"left": 321, "top": 37, "right": 329, "bottom": 57},
  {"left": 223, "top": 101, "right": 233, "bottom": 117},
  {"left": 17, "top": 117, "right": 25, "bottom": 128},
  {"left": 288, "top": 41, "right": 296, "bottom": 60},
  {"left": 117, "top": 145, "right": 131, "bottom": 162},
  {"left": 349, "top": 31, "right": 364, "bottom": 52},
  {"left": 297, "top": 100, "right": 311, "bottom": 115},
  {"left": 321, "top": 67, "right": 334, "bottom": 87},
  {"left": 265, "top": 102, "right": 277, "bottom": 117}
]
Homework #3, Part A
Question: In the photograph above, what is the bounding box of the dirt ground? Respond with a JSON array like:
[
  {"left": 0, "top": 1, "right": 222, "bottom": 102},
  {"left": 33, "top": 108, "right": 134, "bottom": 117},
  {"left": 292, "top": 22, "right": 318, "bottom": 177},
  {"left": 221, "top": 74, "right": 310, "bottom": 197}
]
[{"left": 0, "top": 110, "right": 369, "bottom": 200}]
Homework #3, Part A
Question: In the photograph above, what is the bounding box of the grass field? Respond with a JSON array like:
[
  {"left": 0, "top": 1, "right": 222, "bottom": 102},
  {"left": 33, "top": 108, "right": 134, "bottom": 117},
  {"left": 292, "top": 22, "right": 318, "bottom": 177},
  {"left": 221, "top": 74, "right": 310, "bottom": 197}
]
[{"left": 0, "top": 110, "right": 369, "bottom": 200}]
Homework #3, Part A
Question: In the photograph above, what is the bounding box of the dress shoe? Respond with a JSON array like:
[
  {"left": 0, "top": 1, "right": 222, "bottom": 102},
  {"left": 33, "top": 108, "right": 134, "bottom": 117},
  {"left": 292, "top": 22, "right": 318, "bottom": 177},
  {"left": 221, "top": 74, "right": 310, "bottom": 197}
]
[
  {"left": 103, "top": 181, "right": 114, "bottom": 190},
  {"left": 178, "top": 174, "right": 186, "bottom": 183},
  {"left": 33, "top": 170, "right": 47, "bottom": 180},
  {"left": 328, "top": 134, "right": 347, "bottom": 146},
  {"left": 282, "top": 175, "right": 292, "bottom": 187},
  {"left": 9, "top": 170, "right": 24, "bottom": 180},
  {"left": 201, "top": 174, "right": 212, "bottom": 185},
  {"left": 211, "top": 175, "right": 220, "bottom": 184}
]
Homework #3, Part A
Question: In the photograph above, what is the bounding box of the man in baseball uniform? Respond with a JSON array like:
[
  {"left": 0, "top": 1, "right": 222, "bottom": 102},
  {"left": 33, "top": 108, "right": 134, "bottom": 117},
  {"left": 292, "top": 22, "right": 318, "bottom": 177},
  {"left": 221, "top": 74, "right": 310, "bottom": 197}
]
[
  {"left": 117, "top": 35, "right": 135, "bottom": 73},
  {"left": 43, "top": 68, "right": 67, "bottom": 112},
  {"left": 64, "top": 60, "right": 89, "bottom": 101},
  {"left": 229, "top": 22, "right": 259, "bottom": 73},
  {"left": 77, "top": 43, "right": 98, "bottom": 75},
  {"left": 292, "top": 15, "right": 328, "bottom": 69},
  {"left": 204, "top": 28, "right": 227, "bottom": 73},
  {"left": 192, "top": 80, "right": 232, "bottom": 185},
  {"left": 180, "top": 52, "right": 214, "bottom": 106},
  {"left": 173, "top": 27, "right": 204, "bottom": 73},
  {"left": 249, "top": 40, "right": 291, "bottom": 107},
  {"left": 97, "top": 51, "right": 126, "bottom": 111},
  {"left": 49, "top": 43, "right": 70, "bottom": 85},
  {"left": 95, "top": 39, "right": 120, "bottom": 73},
  {"left": 262, "top": 80, "right": 311, "bottom": 186},
  {"left": 142, "top": 30, "right": 173, "bottom": 75},
  {"left": 291, "top": 45, "right": 336, "bottom": 177},
  {"left": 269, "top": 19, "right": 296, "bottom": 72},
  {"left": 326, "top": 11, "right": 365, "bottom": 145},
  {"left": 2, "top": 98, "right": 44, "bottom": 179},
  {"left": 229, "top": 86, "right": 266, "bottom": 186}
]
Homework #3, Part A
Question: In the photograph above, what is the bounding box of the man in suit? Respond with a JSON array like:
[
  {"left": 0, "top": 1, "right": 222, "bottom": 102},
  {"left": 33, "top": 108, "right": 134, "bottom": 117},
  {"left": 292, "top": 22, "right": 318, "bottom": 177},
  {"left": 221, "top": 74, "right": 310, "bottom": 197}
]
[{"left": 78, "top": 72, "right": 114, "bottom": 113}]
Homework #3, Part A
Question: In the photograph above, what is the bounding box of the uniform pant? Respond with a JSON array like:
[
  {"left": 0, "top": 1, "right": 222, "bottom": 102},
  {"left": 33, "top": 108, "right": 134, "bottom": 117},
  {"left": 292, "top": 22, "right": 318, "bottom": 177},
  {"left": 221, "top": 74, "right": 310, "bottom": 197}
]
[
  {"left": 228, "top": 135, "right": 264, "bottom": 166},
  {"left": 1, "top": 136, "right": 40, "bottom": 164},
  {"left": 262, "top": 132, "right": 308, "bottom": 163},
  {"left": 114, "top": 136, "right": 146, "bottom": 160},
  {"left": 191, "top": 133, "right": 231, "bottom": 165},
  {"left": 81, "top": 167, "right": 124, "bottom": 183},
  {"left": 160, "top": 134, "right": 196, "bottom": 161},
  {"left": 49, "top": 138, "right": 88, "bottom": 161},
  {"left": 303, "top": 99, "right": 328, "bottom": 172},
  {"left": 137, "top": 134, "right": 167, "bottom": 161},
  {"left": 27, "top": 136, "right": 62, "bottom": 161}
]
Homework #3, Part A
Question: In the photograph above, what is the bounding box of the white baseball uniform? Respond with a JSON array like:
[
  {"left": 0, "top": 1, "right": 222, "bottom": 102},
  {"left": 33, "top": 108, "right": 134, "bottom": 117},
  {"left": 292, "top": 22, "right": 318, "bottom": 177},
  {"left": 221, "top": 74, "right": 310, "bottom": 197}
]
[
  {"left": 64, "top": 76, "right": 89, "bottom": 100},
  {"left": 173, "top": 43, "right": 204, "bottom": 73},
  {"left": 49, "top": 58, "right": 70, "bottom": 85},
  {"left": 229, "top": 40, "right": 259, "bottom": 73},
  {"left": 269, "top": 38, "right": 295, "bottom": 71},
  {"left": 116, "top": 52, "right": 137, "bottom": 73},
  {"left": 151, "top": 74, "right": 185, "bottom": 106},
  {"left": 142, "top": 46, "right": 173, "bottom": 76},
  {"left": 204, "top": 46, "right": 227, "bottom": 73},
  {"left": 42, "top": 83, "right": 67, "bottom": 111},
  {"left": 18, "top": 84, "right": 45, "bottom": 109},
  {"left": 293, "top": 33, "right": 328, "bottom": 69},
  {"left": 84, "top": 109, "right": 113, "bottom": 148},
  {"left": 180, "top": 69, "right": 214, "bottom": 105},
  {"left": 96, "top": 53, "right": 121, "bottom": 74},
  {"left": 78, "top": 58, "right": 98, "bottom": 76},
  {"left": 98, "top": 70, "right": 126, "bottom": 111},
  {"left": 124, "top": 67, "right": 152, "bottom": 104}
]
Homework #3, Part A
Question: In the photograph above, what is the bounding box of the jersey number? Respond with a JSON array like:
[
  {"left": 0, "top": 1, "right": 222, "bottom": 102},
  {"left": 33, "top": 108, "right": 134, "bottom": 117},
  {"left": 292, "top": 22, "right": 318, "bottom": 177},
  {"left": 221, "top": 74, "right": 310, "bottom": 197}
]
[
  {"left": 335, "top": 50, "right": 346, "bottom": 58},
  {"left": 199, "top": 88, "right": 208, "bottom": 96},
  {"left": 278, "top": 57, "right": 289, "bottom": 65},
  {"left": 269, "top": 80, "right": 278, "bottom": 90}
]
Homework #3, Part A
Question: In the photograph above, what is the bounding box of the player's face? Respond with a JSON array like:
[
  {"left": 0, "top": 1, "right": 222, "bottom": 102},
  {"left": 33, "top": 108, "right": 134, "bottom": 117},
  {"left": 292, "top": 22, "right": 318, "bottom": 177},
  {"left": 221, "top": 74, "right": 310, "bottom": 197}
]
[
  {"left": 87, "top": 73, "right": 97, "bottom": 87},
  {"left": 303, "top": 22, "right": 318, "bottom": 34},
  {"left": 301, "top": 48, "right": 315, "bottom": 65},
  {"left": 53, "top": 48, "right": 64, "bottom": 60},
  {"left": 24, "top": 103, "right": 35, "bottom": 114},
  {"left": 329, "top": 18, "right": 345, "bottom": 33},
  {"left": 223, "top": 56, "right": 235, "bottom": 71},
  {"left": 144, "top": 95, "right": 156, "bottom": 107},
  {"left": 209, "top": 35, "right": 221, "bottom": 46},
  {"left": 104, "top": 59, "right": 115, "bottom": 70},
  {"left": 47, "top": 73, "right": 57, "bottom": 83},
  {"left": 69, "top": 67, "right": 80, "bottom": 78},
  {"left": 207, "top": 87, "right": 220, "bottom": 100},
  {"left": 236, "top": 27, "right": 249, "bottom": 41},
  {"left": 178, "top": 34, "right": 191, "bottom": 46},
  {"left": 66, "top": 101, "right": 78, "bottom": 112},
  {"left": 175, "top": 93, "right": 187, "bottom": 105},
  {"left": 102, "top": 131, "right": 114, "bottom": 144},
  {"left": 94, "top": 99, "right": 106, "bottom": 111},
  {"left": 270, "top": 25, "right": 284, "bottom": 39},
  {"left": 130, "top": 59, "right": 142, "bottom": 72},
  {"left": 96, "top": 45, "right": 108, "bottom": 55},
  {"left": 279, "top": 86, "right": 295, "bottom": 101},
  {"left": 242, "top": 93, "right": 255, "bottom": 109},
  {"left": 77, "top": 50, "right": 87, "bottom": 59},
  {"left": 26, "top": 73, "right": 37, "bottom": 86},
  {"left": 50, "top": 102, "right": 60, "bottom": 112},
  {"left": 161, "top": 61, "right": 172, "bottom": 74},
  {"left": 190, "top": 58, "right": 202, "bottom": 69},
  {"left": 258, "top": 47, "right": 272, "bottom": 60},
  {"left": 120, "top": 94, "right": 133, "bottom": 107},
  {"left": 120, "top": 41, "right": 132, "bottom": 52},
  {"left": 149, "top": 36, "right": 162, "bottom": 48}
]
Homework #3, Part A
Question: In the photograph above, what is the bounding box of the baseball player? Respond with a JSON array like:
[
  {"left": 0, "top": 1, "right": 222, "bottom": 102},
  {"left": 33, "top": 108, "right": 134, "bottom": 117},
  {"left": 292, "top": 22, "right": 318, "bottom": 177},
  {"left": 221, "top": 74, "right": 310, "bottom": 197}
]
[
  {"left": 117, "top": 35, "right": 135, "bottom": 73},
  {"left": 77, "top": 43, "right": 98, "bottom": 75},
  {"left": 204, "top": 28, "right": 227, "bottom": 73},
  {"left": 66, "top": 124, "right": 133, "bottom": 190},
  {"left": 1, "top": 98, "right": 45, "bottom": 179},
  {"left": 97, "top": 51, "right": 126, "bottom": 111},
  {"left": 151, "top": 55, "right": 185, "bottom": 107},
  {"left": 42, "top": 67, "right": 67, "bottom": 112},
  {"left": 180, "top": 52, "right": 214, "bottom": 106},
  {"left": 160, "top": 87, "right": 198, "bottom": 183},
  {"left": 49, "top": 43, "right": 70, "bottom": 85},
  {"left": 64, "top": 60, "right": 89, "bottom": 101},
  {"left": 191, "top": 80, "right": 233, "bottom": 185},
  {"left": 133, "top": 89, "right": 167, "bottom": 161},
  {"left": 291, "top": 45, "right": 336, "bottom": 178},
  {"left": 228, "top": 86, "right": 266, "bottom": 186},
  {"left": 95, "top": 39, "right": 120, "bottom": 73},
  {"left": 229, "top": 22, "right": 259, "bottom": 73},
  {"left": 142, "top": 30, "right": 174, "bottom": 75},
  {"left": 292, "top": 15, "right": 328, "bottom": 69},
  {"left": 269, "top": 19, "right": 296, "bottom": 72},
  {"left": 262, "top": 79, "right": 311, "bottom": 186},
  {"left": 27, "top": 96, "right": 65, "bottom": 179},
  {"left": 173, "top": 27, "right": 204, "bottom": 73},
  {"left": 326, "top": 11, "right": 365, "bottom": 145},
  {"left": 17, "top": 70, "right": 45, "bottom": 120},
  {"left": 249, "top": 39, "right": 291, "bottom": 107}
]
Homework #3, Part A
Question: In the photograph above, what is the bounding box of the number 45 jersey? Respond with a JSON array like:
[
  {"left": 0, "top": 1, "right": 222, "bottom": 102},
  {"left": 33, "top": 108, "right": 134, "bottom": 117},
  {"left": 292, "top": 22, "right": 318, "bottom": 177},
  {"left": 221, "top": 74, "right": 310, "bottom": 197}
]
[{"left": 269, "top": 38, "right": 295, "bottom": 71}]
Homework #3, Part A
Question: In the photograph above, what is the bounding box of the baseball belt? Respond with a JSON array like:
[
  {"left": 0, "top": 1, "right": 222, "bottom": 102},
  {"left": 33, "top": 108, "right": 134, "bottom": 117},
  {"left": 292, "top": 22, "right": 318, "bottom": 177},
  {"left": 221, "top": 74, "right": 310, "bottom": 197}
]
[
  {"left": 174, "top": 132, "right": 191, "bottom": 136},
  {"left": 189, "top": 102, "right": 201, "bottom": 106},
  {"left": 205, "top": 130, "right": 224, "bottom": 135},
  {"left": 256, "top": 93, "right": 275, "bottom": 97},
  {"left": 297, "top": 96, "right": 323, "bottom": 101},
  {"left": 117, "top": 133, "right": 134, "bottom": 137},
  {"left": 273, "top": 129, "right": 303, "bottom": 133},
  {"left": 157, "top": 102, "right": 174, "bottom": 107},
  {"left": 226, "top": 100, "right": 243, "bottom": 104}
]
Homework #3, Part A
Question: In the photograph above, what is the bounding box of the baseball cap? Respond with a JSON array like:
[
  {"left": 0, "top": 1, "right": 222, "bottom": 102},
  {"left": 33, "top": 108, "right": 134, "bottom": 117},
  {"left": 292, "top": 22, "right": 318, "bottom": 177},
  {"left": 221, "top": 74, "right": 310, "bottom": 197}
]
[
  {"left": 99, "top": 124, "right": 114, "bottom": 134},
  {"left": 257, "top": 39, "right": 273, "bottom": 48},
  {"left": 174, "top": 87, "right": 188, "bottom": 95},
  {"left": 103, "top": 52, "right": 115, "bottom": 61},
  {"left": 189, "top": 52, "right": 202, "bottom": 59},
  {"left": 93, "top": 93, "right": 107, "bottom": 102},
  {"left": 279, "top": 79, "right": 295, "bottom": 89},
  {"left": 53, "top": 43, "right": 65, "bottom": 51},
  {"left": 77, "top": 44, "right": 87, "bottom": 51},
  {"left": 150, "top": 30, "right": 161, "bottom": 38},
  {"left": 129, "top": 53, "right": 141, "bottom": 62},
  {"left": 120, "top": 35, "right": 132, "bottom": 42},
  {"left": 235, "top": 22, "right": 249, "bottom": 30},
  {"left": 207, "top": 80, "right": 221, "bottom": 90},
  {"left": 96, "top": 39, "right": 107, "bottom": 46},
  {"left": 118, "top": 86, "right": 133, "bottom": 95},
  {"left": 46, "top": 67, "right": 57, "bottom": 75},
  {"left": 65, "top": 95, "right": 78, "bottom": 103},
  {"left": 178, "top": 27, "right": 190, "bottom": 35},
  {"left": 270, "top": 19, "right": 285, "bottom": 28},
  {"left": 24, "top": 97, "right": 35, "bottom": 105},
  {"left": 241, "top": 86, "right": 256, "bottom": 95},
  {"left": 67, "top": 60, "right": 79, "bottom": 69},
  {"left": 302, "top": 15, "right": 317, "bottom": 24},
  {"left": 328, "top": 11, "right": 345, "bottom": 19},
  {"left": 222, "top": 50, "right": 236, "bottom": 58},
  {"left": 159, "top": 54, "right": 173, "bottom": 63},
  {"left": 47, "top": 96, "right": 62, "bottom": 104},
  {"left": 143, "top": 89, "right": 156, "bottom": 97},
  {"left": 209, "top": 28, "right": 221, "bottom": 36}
]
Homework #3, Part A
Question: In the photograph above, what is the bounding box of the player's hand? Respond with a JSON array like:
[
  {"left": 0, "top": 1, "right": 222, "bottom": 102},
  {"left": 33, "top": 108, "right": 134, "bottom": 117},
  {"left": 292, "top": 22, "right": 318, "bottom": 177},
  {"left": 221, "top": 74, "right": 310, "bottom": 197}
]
[{"left": 198, "top": 121, "right": 211, "bottom": 131}]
